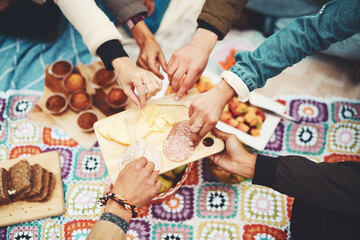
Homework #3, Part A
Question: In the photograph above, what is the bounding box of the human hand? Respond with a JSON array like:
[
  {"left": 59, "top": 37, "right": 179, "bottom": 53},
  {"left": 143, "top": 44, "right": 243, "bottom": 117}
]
[
  {"left": 104, "top": 157, "right": 162, "bottom": 221},
  {"left": 137, "top": 36, "right": 167, "bottom": 80},
  {"left": 142, "top": 0, "right": 154, "bottom": 16},
  {"left": 113, "top": 57, "right": 162, "bottom": 108},
  {"left": 188, "top": 80, "right": 236, "bottom": 143},
  {"left": 167, "top": 28, "right": 218, "bottom": 101},
  {"left": 208, "top": 128, "right": 256, "bottom": 179}
]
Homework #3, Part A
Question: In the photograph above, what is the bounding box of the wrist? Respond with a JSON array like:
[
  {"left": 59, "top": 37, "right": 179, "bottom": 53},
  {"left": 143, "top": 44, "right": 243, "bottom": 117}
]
[
  {"left": 104, "top": 199, "right": 132, "bottom": 222},
  {"left": 236, "top": 153, "right": 257, "bottom": 179},
  {"left": 191, "top": 28, "right": 218, "bottom": 55},
  {"left": 112, "top": 57, "right": 133, "bottom": 73},
  {"left": 131, "top": 21, "right": 155, "bottom": 48},
  {"left": 215, "top": 80, "right": 236, "bottom": 105}
]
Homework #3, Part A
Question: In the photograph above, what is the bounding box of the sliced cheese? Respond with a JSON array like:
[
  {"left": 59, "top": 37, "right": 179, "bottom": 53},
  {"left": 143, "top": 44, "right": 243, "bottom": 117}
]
[
  {"left": 106, "top": 117, "right": 130, "bottom": 145},
  {"left": 135, "top": 115, "right": 151, "bottom": 140},
  {"left": 154, "top": 115, "right": 167, "bottom": 130},
  {"left": 161, "top": 112, "right": 176, "bottom": 125},
  {"left": 150, "top": 125, "right": 167, "bottom": 133},
  {"left": 141, "top": 104, "right": 161, "bottom": 126},
  {"left": 98, "top": 124, "right": 113, "bottom": 141}
]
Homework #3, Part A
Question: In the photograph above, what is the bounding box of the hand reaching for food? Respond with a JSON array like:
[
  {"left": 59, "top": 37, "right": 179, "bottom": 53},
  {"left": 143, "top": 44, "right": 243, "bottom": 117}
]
[
  {"left": 112, "top": 57, "right": 162, "bottom": 108},
  {"left": 142, "top": 0, "right": 154, "bottom": 16},
  {"left": 208, "top": 128, "right": 256, "bottom": 179}
]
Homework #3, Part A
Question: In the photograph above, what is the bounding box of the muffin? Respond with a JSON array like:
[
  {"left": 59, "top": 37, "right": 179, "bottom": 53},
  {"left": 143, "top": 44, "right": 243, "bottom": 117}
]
[
  {"left": 69, "top": 91, "right": 92, "bottom": 112},
  {"left": 106, "top": 87, "right": 128, "bottom": 108},
  {"left": 91, "top": 68, "right": 116, "bottom": 88},
  {"left": 77, "top": 110, "right": 99, "bottom": 132},
  {"left": 63, "top": 73, "right": 85, "bottom": 92},
  {"left": 45, "top": 93, "right": 68, "bottom": 115},
  {"left": 49, "top": 60, "right": 73, "bottom": 79}
]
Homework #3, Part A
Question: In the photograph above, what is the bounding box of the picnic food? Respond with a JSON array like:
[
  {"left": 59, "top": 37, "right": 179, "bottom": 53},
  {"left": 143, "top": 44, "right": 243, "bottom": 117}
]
[
  {"left": 163, "top": 121, "right": 195, "bottom": 162},
  {"left": 157, "top": 164, "right": 187, "bottom": 194},
  {"left": 49, "top": 60, "right": 73, "bottom": 79},
  {"left": 63, "top": 73, "right": 85, "bottom": 92},
  {"left": 208, "top": 159, "right": 245, "bottom": 184},
  {"left": 99, "top": 116, "right": 130, "bottom": 145},
  {"left": 165, "top": 75, "right": 214, "bottom": 95},
  {"left": 220, "top": 98, "right": 266, "bottom": 136},
  {"left": 219, "top": 48, "right": 237, "bottom": 70},
  {"left": 69, "top": 91, "right": 92, "bottom": 112},
  {"left": 0, "top": 160, "right": 55, "bottom": 205},
  {"left": 77, "top": 110, "right": 98, "bottom": 132},
  {"left": 45, "top": 93, "right": 67, "bottom": 115},
  {"left": 106, "top": 88, "right": 128, "bottom": 108},
  {"left": 92, "top": 68, "right": 115, "bottom": 87}
]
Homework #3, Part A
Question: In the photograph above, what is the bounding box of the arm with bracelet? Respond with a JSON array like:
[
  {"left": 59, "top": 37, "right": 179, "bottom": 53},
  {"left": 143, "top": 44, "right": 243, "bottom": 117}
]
[{"left": 87, "top": 157, "right": 162, "bottom": 240}]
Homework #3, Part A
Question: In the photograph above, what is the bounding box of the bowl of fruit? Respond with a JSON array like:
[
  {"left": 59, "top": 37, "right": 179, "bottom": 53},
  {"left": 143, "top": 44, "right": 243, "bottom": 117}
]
[{"left": 150, "top": 162, "right": 193, "bottom": 204}]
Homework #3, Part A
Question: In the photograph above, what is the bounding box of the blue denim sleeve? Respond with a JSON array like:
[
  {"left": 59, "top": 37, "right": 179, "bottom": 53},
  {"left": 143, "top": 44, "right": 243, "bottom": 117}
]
[{"left": 229, "top": 0, "right": 360, "bottom": 91}]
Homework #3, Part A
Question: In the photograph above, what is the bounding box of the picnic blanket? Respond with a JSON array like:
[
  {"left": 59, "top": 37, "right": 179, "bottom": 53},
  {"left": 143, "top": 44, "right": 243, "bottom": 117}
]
[{"left": 0, "top": 90, "right": 359, "bottom": 239}]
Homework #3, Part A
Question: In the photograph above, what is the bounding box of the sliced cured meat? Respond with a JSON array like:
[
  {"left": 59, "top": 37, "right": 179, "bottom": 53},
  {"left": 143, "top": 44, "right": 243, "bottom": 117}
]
[{"left": 163, "top": 120, "right": 195, "bottom": 162}]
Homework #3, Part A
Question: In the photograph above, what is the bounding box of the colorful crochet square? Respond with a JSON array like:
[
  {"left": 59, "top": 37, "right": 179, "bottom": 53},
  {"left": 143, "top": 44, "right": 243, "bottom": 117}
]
[
  {"left": 73, "top": 149, "right": 107, "bottom": 180},
  {"left": 197, "top": 184, "right": 238, "bottom": 219},
  {"left": 64, "top": 220, "right": 96, "bottom": 240},
  {"left": 0, "top": 227, "right": 7, "bottom": 240},
  {"left": 327, "top": 121, "right": 360, "bottom": 153},
  {"left": 332, "top": 102, "right": 360, "bottom": 122},
  {"left": 6, "top": 95, "right": 38, "bottom": 121},
  {"left": 0, "top": 146, "right": 9, "bottom": 162},
  {"left": 152, "top": 223, "right": 193, "bottom": 240},
  {"left": 197, "top": 221, "right": 240, "bottom": 239},
  {"left": 201, "top": 158, "right": 219, "bottom": 183},
  {"left": 287, "top": 197, "right": 295, "bottom": 220},
  {"left": 240, "top": 182, "right": 288, "bottom": 226},
  {"left": 44, "top": 147, "right": 72, "bottom": 179},
  {"left": 265, "top": 122, "right": 284, "bottom": 151},
  {"left": 324, "top": 153, "right": 360, "bottom": 163},
  {"left": 0, "top": 97, "right": 5, "bottom": 119},
  {"left": 183, "top": 161, "right": 199, "bottom": 186},
  {"left": 289, "top": 99, "right": 328, "bottom": 122},
  {"left": 0, "top": 119, "right": 7, "bottom": 144},
  {"left": 10, "top": 120, "right": 41, "bottom": 145},
  {"left": 7, "top": 222, "right": 41, "bottom": 240},
  {"left": 9, "top": 145, "right": 42, "bottom": 159},
  {"left": 65, "top": 181, "right": 108, "bottom": 218},
  {"left": 286, "top": 123, "right": 327, "bottom": 155},
  {"left": 41, "top": 220, "right": 64, "bottom": 240},
  {"left": 43, "top": 127, "right": 78, "bottom": 147},
  {"left": 136, "top": 204, "right": 150, "bottom": 218},
  {"left": 151, "top": 187, "right": 194, "bottom": 221},
  {"left": 242, "top": 224, "right": 288, "bottom": 240},
  {"left": 126, "top": 220, "right": 151, "bottom": 240}
]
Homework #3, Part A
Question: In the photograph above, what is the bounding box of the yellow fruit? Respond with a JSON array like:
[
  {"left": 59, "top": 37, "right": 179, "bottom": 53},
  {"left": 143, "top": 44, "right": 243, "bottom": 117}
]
[
  {"left": 157, "top": 176, "right": 173, "bottom": 194},
  {"left": 172, "top": 165, "right": 187, "bottom": 175},
  {"left": 162, "top": 171, "right": 176, "bottom": 179}
]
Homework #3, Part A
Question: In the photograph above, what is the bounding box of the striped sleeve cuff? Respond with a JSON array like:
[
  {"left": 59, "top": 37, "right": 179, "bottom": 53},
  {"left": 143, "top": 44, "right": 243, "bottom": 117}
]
[
  {"left": 221, "top": 71, "right": 250, "bottom": 102},
  {"left": 124, "top": 12, "right": 147, "bottom": 30}
]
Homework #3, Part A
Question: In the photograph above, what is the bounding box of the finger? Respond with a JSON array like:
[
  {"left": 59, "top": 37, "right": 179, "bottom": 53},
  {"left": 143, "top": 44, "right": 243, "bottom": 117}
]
[
  {"left": 133, "top": 157, "right": 148, "bottom": 169},
  {"left": 137, "top": 58, "right": 149, "bottom": 70},
  {"left": 123, "top": 85, "right": 140, "bottom": 108},
  {"left": 158, "top": 51, "right": 168, "bottom": 73},
  {"left": 144, "top": 160, "right": 155, "bottom": 175},
  {"left": 188, "top": 101, "right": 196, "bottom": 118},
  {"left": 189, "top": 117, "right": 204, "bottom": 134},
  {"left": 211, "top": 128, "right": 234, "bottom": 141},
  {"left": 175, "top": 71, "right": 198, "bottom": 100},
  {"left": 136, "top": 83, "right": 147, "bottom": 108},
  {"left": 148, "top": 1, "right": 154, "bottom": 16},
  {"left": 145, "top": 80, "right": 156, "bottom": 99},
  {"left": 167, "top": 58, "right": 179, "bottom": 84},
  {"left": 188, "top": 108, "right": 199, "bottom": 125},
  {"left": 149, "top": 170, "right": 160, "bottom": 183},
  {"left": 198, "top": 121, "right": 214, "bottom": 140},
  {"left": 151, "top": 75, "right": 161, "bottom": 91},
  {"left": 171, "top": 65, "right": 186, "bottom": 93},
  {"left": 148, "top": 57, "right": 164, "bottom": 79},
  {"left": 155, "top": 180, "right": 163, "bottom": 192}
]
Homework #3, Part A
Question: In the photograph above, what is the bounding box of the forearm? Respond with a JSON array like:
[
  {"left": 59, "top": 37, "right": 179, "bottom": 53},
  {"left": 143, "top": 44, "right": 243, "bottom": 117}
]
[
  {"left": 253, "top": 154, "right": 360, "bottom": 214},
  {"left": 229, "top": 0, "right": 360, "bottom": 92},
  {"left": 131, "top": 20, "right": 155, "bottom": 48}
]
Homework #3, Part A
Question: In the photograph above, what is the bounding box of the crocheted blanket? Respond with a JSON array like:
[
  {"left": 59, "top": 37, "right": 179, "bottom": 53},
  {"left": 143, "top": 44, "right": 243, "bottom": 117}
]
[{"left": 0, "top": 90, "right": 359, "bottom": 239}]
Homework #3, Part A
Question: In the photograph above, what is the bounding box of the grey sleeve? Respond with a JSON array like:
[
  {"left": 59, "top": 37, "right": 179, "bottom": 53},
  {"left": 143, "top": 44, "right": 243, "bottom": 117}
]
[{"left": 103, "top": 0, "right": 147, "bottom": 25}]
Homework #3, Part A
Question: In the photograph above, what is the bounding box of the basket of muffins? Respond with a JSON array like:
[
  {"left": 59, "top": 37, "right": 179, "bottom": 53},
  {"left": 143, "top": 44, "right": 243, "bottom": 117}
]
[{"left": 44, "top": 60, "right": 128, "bottom": 133}]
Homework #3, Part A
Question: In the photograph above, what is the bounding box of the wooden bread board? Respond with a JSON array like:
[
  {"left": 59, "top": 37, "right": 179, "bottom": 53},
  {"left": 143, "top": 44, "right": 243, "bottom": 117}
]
[
  {"left": 94, "top": 102, "right": 225, "bottom": 184},
  {"left": 29, "top": 61, "right": 123, "bottom": 149},
  {"left": 0, "top": 151, "right": 65, "bottom": 227}
]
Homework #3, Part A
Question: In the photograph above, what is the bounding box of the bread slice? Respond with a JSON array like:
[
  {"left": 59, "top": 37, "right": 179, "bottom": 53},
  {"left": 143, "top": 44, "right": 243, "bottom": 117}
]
[
  {"left": 25, "top": 164, "right": 45, "bottom": 199},
  {"left": 28, "top": 170, "right": 52, "bottom": 202},
  {"left": 8, "top": 160, "right": 33, "bottom": 198},
  {"left": 0, "top": 168, "right": 11, "bottom": 205},
  {"left": 44, "top": 172, "right": 55, "bottom": 202}
]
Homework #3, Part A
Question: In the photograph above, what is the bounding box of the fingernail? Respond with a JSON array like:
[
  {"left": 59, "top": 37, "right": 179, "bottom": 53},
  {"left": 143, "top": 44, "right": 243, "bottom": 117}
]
[{"left": 174, "top": 96, "right": 179, "bottom": 101}]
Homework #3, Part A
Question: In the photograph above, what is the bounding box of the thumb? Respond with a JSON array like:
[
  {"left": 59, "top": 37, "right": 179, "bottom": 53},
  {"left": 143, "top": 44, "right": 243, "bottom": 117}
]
[{"left": 211, "top": 128, "right": 234, "bottom": 141}]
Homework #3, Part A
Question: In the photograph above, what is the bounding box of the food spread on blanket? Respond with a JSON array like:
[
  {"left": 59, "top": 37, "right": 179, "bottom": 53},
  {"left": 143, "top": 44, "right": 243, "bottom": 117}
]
[
  {"left": 165, "top": 75, "right": 214, "bottom": 95},
  {"left": 0, "top": 160, "right": 55, "bottom": 206}
]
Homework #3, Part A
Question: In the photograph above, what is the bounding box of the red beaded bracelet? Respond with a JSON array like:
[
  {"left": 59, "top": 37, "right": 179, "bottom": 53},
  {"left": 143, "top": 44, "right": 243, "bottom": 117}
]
[{"left": 99, "top": 193, "right": 138, "bottom": 218}]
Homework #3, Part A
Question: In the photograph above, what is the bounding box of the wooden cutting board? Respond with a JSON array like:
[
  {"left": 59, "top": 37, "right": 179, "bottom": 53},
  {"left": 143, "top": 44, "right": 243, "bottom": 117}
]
[
  {"left": 0, "top": 151, "right": 65, "bottom": 227},
  {"left": 28, "top": 61, "right": 124, "bottom": 149},
  {"left": 94, "top": 94, "right": 225, "bottom": 184}
]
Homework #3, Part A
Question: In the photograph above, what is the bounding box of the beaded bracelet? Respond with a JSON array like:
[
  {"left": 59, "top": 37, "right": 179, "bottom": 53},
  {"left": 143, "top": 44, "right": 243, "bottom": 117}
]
[{"left": 99, "top": 193, "right": 138, "bottom": 218}]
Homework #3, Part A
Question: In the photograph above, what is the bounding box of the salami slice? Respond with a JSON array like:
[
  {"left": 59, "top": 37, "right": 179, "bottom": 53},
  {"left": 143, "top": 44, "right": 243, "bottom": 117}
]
[{"left": 163, "top": 120, "right": 195, "bottom": 162}]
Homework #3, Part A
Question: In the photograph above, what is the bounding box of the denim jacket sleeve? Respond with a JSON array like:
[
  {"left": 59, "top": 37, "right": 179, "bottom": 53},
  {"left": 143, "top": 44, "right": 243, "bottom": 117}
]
[{"left": 229, "top": 0, "right": 360, "bottom": 92}]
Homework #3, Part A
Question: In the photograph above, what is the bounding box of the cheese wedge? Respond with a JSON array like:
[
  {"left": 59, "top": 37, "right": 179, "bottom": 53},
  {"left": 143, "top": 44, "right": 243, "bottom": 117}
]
[
  {"left": 161, "top": 112, "right": 176, "bottom": 125},
  {"left": 141, "top": 104, "right": 161, "bottom": 126},
  {"left": 135, "top": 116, "right": 151, "bottom": 140},
  {"left": 150, "top": 125, "right": 167, "bottom": 133},
  {"left": 154, "top": 115, "right": 167, "bottom": 130},
  {"left": 106, "top": 117, "right": 130, "bottom": 145},
  {"left": 98, "top": 124, "right": 113, "bottom": 141}
]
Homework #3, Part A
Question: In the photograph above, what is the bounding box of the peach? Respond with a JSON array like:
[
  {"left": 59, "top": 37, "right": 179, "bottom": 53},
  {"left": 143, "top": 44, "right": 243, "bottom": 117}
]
[{"left": 237, "top": 122, "right": 250, "bottom": 133}]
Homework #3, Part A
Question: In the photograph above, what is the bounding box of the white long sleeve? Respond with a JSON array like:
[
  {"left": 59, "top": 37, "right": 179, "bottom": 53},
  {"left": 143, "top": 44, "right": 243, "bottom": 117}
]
[
  {"left": 54, "top": 0, "right": 122, "bottom": 56},
  {"left": 221, "top": 71, "right": 250, "bottom": 102}
]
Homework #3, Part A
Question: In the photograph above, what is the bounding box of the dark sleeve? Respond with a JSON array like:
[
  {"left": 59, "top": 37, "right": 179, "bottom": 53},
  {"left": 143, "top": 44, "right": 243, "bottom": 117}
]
[
  {"left": 252, "top": 154, "right": 360, "bottom": 214},
  {"left": 197, "top": 0, "right": 248, "bottom": 40},
  {"left": 96, "top": 40, "right": 128, "bottom": 71},
  {"left": 103, "top": 0, "right": 147, "bottom": 25}
]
